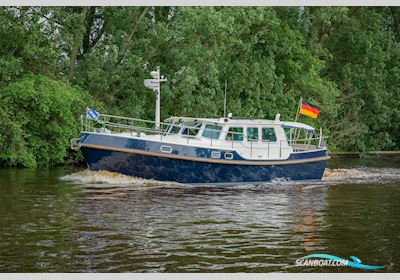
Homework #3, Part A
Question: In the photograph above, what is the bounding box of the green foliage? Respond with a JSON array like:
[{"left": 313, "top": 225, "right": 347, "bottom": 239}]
[
  {"left": 322, "top": 7, "right": 400, "bottom": 151},
  {"left": 1, "top": 6, "right": 400, "bottom": 167},
  {"left": 0, "top": 74, "right": 91, "bottom": 167}
]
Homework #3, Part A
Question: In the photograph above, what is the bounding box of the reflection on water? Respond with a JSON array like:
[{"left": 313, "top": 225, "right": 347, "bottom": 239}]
[{"left": 0, "top": 158, "right": 400, "bottom": 272}]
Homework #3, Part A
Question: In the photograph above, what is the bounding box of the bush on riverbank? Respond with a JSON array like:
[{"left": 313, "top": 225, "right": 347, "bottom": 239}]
[
  {"left": 0, "top": 74, "right": 91, "bottom": 167},
  {"left": 1, "top": 7, "right": 400, "bottom": 168}
]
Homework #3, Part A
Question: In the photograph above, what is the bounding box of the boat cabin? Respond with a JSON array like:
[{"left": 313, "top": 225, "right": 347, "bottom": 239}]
[
  {"left": 160, "top": 116, "right": 321, "bottom": 159},
  {"left": 85, "top": 113, "right": 325, "bottom": 161}
]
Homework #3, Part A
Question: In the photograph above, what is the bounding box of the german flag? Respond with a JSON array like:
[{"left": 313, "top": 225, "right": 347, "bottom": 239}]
[{"left": 299, "top": 100, "right": 320, "bottom": 119}]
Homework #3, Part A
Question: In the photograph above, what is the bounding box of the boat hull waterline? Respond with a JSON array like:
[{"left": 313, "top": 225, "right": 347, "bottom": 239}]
[{"left": 78, "top": 133, "right": 329, "bottom": 184}]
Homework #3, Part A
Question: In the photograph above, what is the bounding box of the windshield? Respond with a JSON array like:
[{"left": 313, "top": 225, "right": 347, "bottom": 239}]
[
  {"left": 166, "top": 120, "right": 183, "bottom": 135},
  {"left": 181, "top": 121, "right": 202, "bottom": 137}
]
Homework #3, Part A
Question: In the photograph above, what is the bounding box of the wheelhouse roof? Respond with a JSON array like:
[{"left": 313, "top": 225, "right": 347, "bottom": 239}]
[{"left": 164, "top": 116, "right": 315, "bottom": 131}]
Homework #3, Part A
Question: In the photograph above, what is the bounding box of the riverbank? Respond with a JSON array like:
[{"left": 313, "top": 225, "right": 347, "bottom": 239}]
[{"left": 330, "top": 151, "right": 400, "bottom": 158}]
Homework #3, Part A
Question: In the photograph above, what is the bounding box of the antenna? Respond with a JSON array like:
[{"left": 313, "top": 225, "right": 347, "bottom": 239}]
[
  {"left": 223, "top": 79, "right": 227, "bottom": 118},
  {"left": 144, "top": 66, "right": 167, "bottom": 130}
]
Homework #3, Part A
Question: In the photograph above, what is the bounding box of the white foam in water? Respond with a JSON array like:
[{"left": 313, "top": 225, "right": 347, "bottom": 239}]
[
  {"left": 233, "top": 167, "right": 400, "bottom": 189},
  {"left": 60, "top": 170, "right": 181, "bottom": 187},
  {"left": 322, "top": 167, "right": 400, "bottom": 185},
  {"left": 60, "top": 167, "right": 400, "bottom": 188}
]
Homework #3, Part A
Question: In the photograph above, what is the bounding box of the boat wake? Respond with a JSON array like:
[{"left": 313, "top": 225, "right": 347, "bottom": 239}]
[
  {"left": 60, "top": 167, "right": 400, "bottom": 188},
  {"left": 262, "top": 167, "right": 400, "bottom": 188},
  {"left": 322, "top": 167, "right": 400, "bottom": 185},
  {"left": 60, "top": 170, "right": 181, "bottom": 188}
]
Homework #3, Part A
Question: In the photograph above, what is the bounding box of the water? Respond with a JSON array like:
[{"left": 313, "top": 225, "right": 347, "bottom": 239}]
[{"left": 0, "top": 158, "right": 400, "bottom": 272}]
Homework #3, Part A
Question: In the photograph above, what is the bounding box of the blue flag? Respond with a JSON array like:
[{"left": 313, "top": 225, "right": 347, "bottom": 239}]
[{"left": 86, "top": 107, "right": 99, "bottom": 119}]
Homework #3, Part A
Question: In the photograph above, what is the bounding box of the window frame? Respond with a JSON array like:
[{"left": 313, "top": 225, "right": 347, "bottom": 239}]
[
  {"left": 226, "top": 126, "right": 244, "bottom": 142},
  {"left": 246, "top": 127, "right": 259, "bottom": 142},
  {"left": 201, "top": 124, "right": 223, "bottom": 140},
  {"left": 211, "top": 151, "right": 221, "bottom": 159},
  {"left": 167, "top": 121, "right": 183, "bottom": 135},
  {"left": 261, "top": 127, "right": 277, "bottom": 142},
  {"left": 224, "top": 152, "right": 234, "bottom": 160},
  {"left": 181, "top": 121, "right": 202, "bottom": 137}
]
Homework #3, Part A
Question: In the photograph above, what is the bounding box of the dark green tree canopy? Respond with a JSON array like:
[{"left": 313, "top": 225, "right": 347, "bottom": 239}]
[{"left": 1, "top": 6, "right": 400, "bottom": 166}]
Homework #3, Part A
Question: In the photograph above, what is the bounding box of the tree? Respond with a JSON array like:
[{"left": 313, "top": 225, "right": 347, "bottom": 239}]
[
  {"left": 0, "top": 75, "right": 91, "bottom": 167},
  {"left": 322, "top": 7, "right": 400, "bottom": 151},
  {"left": 1, "top": 7, "right": 400, "bottom": 167}
]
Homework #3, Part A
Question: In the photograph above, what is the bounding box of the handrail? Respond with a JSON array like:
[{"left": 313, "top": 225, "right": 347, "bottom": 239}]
[
  {"left": 86, "top": 116, "right": 328, "bottom": 142},
  {"left": 84, "top": 115, "right": 328, "bottom": 145},
  {"left": 82, "top": 114, "right": 327, "bottom": 159},
  {"left": 101, "top": 120, "right": 168, "bottom": 134},
  {"left": 96, "top": 113, "right": 326, "bottom": 142},
  {"left": 96, "top": 113, "right": 254, "bottom": 139},
  {"left": 99, "top": 114, "right": 173, "bottom": 127}
]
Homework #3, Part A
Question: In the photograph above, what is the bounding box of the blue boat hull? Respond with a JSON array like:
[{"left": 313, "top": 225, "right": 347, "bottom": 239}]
[{"left": 78, "top": 133, "right": 329, "bottom": 184}]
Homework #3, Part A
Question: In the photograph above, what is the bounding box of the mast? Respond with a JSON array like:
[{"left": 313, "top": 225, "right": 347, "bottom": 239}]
[
  {"left": 144, "top": 66, "right": 167, "bottom": 130},
  {"left": 294, "top": 96, "right": 302, "bottom": 122},
  {"left": 224, "top": 79, "right": 227, "bottom": 118}
]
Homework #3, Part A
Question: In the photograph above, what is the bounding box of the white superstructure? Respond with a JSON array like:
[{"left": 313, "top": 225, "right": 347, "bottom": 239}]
[{"left": 86, "top": 113, "right": 325, "bottom": 161}]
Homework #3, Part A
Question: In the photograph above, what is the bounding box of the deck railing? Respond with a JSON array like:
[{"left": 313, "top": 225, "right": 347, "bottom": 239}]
[{"left": 81, "top": 114, "right": 328, "bottom": 159}]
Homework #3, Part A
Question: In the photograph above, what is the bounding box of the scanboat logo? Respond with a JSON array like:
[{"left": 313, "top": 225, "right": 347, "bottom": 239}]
[{"left": 296, "top": 254, "right": 384, "bottom": 270}]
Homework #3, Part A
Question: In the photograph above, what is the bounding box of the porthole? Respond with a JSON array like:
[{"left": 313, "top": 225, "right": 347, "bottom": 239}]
[
  {"left": 160, "top": 145, "right": 172, "bottom": 153},
  {"left": 224, "top": 152, "right": 233, "bottom": 160},
  {"left": 211, "top": 151, "right": 221, "bottom": 159}
]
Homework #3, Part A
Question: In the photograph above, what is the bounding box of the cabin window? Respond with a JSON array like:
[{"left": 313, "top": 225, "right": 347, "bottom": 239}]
[
  {"left": 160, "top": 145, "right": 172, "bottom": 153},
  {"left": 202, "top": 124, "right": 222, "bottom": 139},
  {"left": 170, "top": 125, "right": 181, "bottom": 134},
  {"left": 247, "top": 127, "right": 259, "bottom": 141},
  {"left": 226, "top": 127, "right": 243, "bottom": 141},
  {"left": 224, "top": 152, "right": 234, "bottom": 160},
  {"left": 211, "top": 151, "right": 221, "bottom": 159},
  {"left": 262, "top": 127, "right": 277, "bottom": 142},
  {"left": 167, "top": 121, "right": 182, "bottom": 135},
  {"left": 181, "top": 121, "right": 201, "bottom": 137}
]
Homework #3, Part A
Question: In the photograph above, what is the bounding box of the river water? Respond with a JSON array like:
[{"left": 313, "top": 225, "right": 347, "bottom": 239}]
[{"left": 0, "top": 158, "right": 399, "bottom": 272}]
